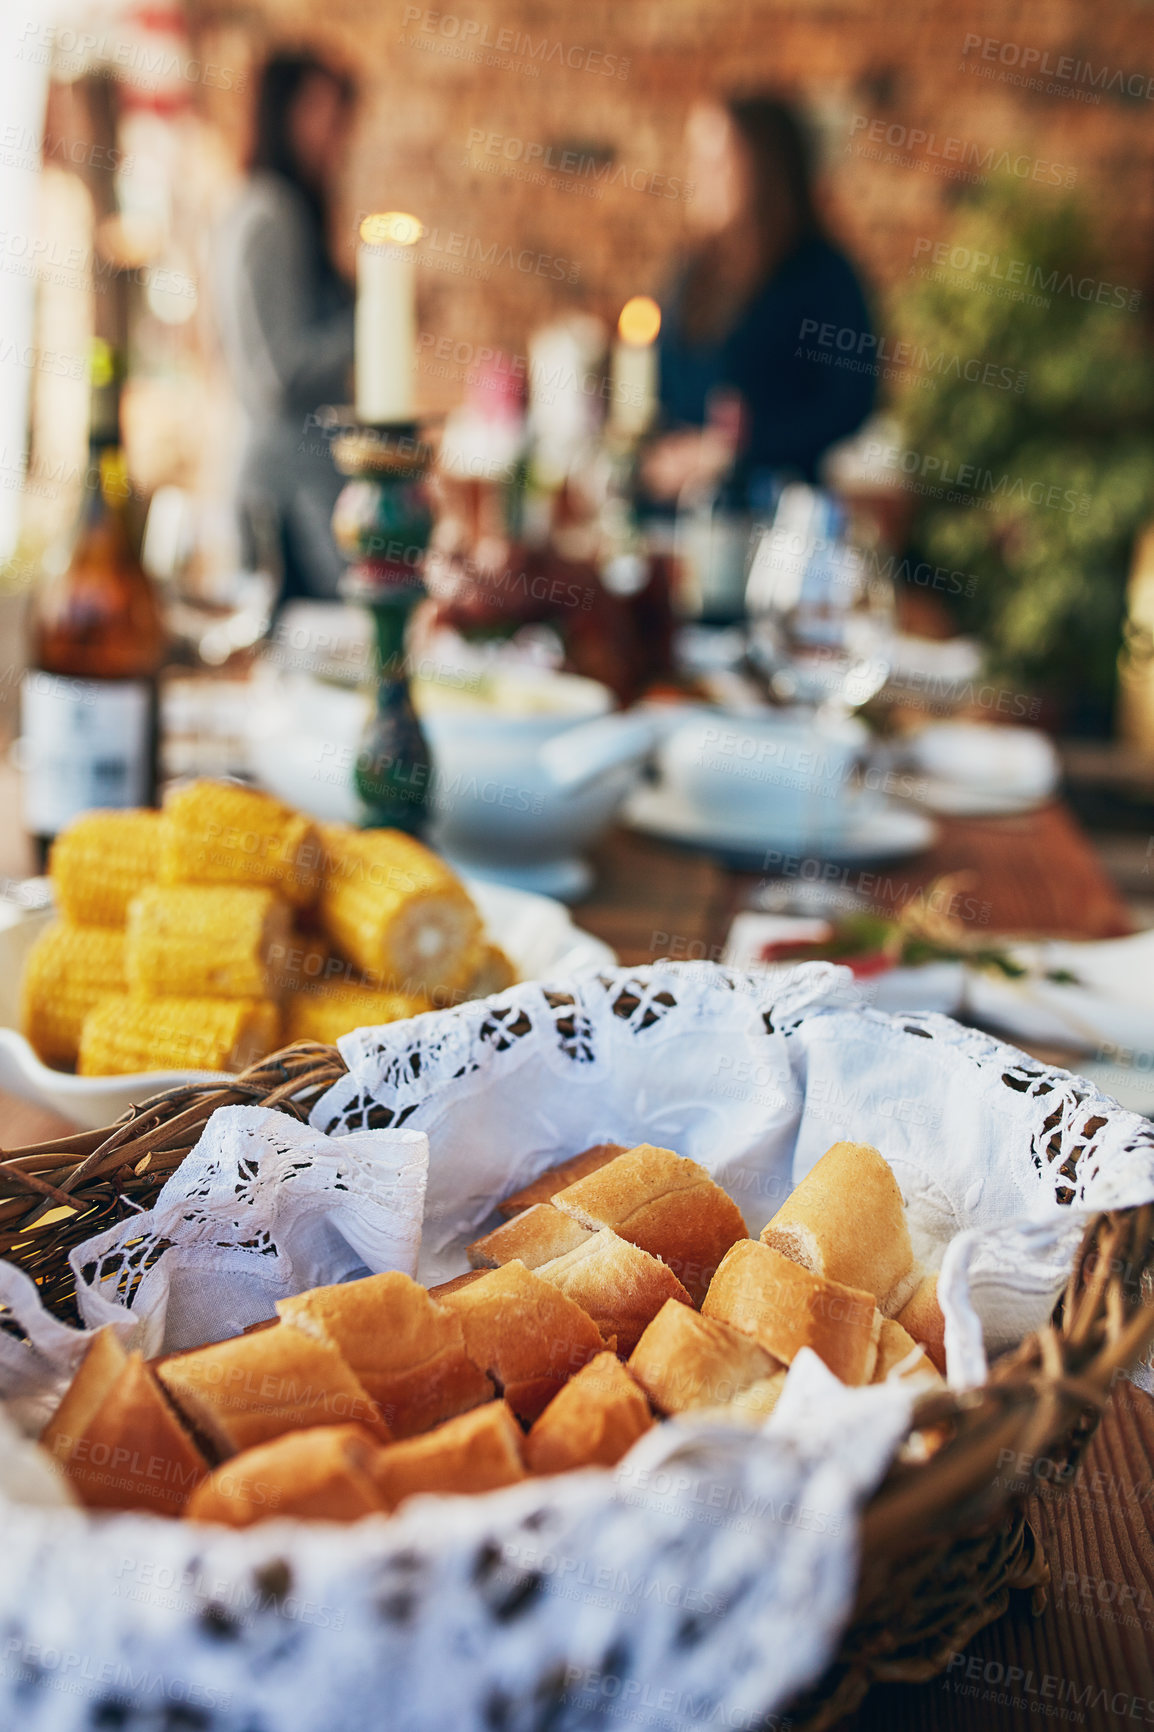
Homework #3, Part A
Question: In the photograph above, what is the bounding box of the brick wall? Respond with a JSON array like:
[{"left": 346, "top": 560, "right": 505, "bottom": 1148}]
[{"left": 193, "top": 0, "right": 1154, "bottom": 404}]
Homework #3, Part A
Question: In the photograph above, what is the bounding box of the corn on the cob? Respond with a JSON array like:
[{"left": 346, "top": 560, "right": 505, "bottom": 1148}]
[
  {"left": 49, "top": 811, "right": 163, "bottom": 927},
  {"left": 317, "top": 825, "right": 482, "bottom": 996},
  {"left": 463, "top": 942, "right": 517, "bottom": 1001},
  {"left": 78, "top": 995, "right": 281, "bottom": 1076},
  {"left": 265, "top": 927, "right": 332, "bottom": 998},
  {"left": 125, "top": 885, "right": 292, "bottom": 1000},
  {"left": 285, "top": 984, "right": 429, "bottom": 1047},
  {"left": 159, "top": 780, "right": 321, "bottom": 909},
  {"left": 20, "top": 922, "right": 126, "bottom": 1067}
]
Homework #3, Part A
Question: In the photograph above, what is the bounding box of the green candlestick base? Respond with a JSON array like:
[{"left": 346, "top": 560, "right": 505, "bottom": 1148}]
[{"left": 332, "top": 422, "right": 435, "bottom": 836}]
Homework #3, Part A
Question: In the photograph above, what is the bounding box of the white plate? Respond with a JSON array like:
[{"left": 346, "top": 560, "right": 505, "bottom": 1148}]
[
  {"left": 916, "top": 777, "right": 1050, "bottom": 817},
  {"left": 623, "top": 783, "right": 938, "bottom": 867},
  {"left": 0, "top": 880, "right": 616, "bottom": 1130}
]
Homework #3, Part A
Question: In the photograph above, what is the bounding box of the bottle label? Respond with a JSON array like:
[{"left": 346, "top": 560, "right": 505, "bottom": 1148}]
[{"left": 21, "top": 672, "right": 152, "bottom": 835}]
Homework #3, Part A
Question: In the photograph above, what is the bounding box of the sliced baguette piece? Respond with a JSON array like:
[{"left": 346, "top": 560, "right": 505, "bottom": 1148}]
[
  {"left": 536, "top": 1230, "right": 692, "bottom": 1357},
  {"left": 186, "top": 1424, "right": 384, "bottom": 1527},
  {"left": 468, "top": 1204, "right": 594, "bottom": 1271},
  {"left": 277, "top": 1272, "right": 493, "bottom": 1438},
  {"left": 871, "top": 1317, "right": 944, "bottom": 1388},
  {"left": 526, "top": 1352, "right": 652, "bottom": 1474},
  {"left": 427, "top": 1271, "right": 485, "bottom": 1299},
  {"left": 44, "top": 1350, "right": 207, "bottom": 1516},
  {"left": 156, "top": 1322, "right": 391, "bottom": 1457},
  {"left": 40, "top": 1327, "right": 129, "bottom": 1463},
  {"left": 759, "top": 1141, "right": 915, "bottom": 1315},
  {"left": 895, "top": 1275, "right": 947, "bottom": 1373},
  {"left": 702, "top": 1240, "right": 880, "bottom": 1386},
  {"left": 368, "top": 1400, "right": 526, "bottom": 1510},
  {"left": 552, "top": 1143, "right": 748, "bottom": 1305},
  {"left": 438, "top": 1260, "right": 604, "bottom": 1421},
  {"left": 627, "top": 1299, "right": 782, "bottom": 1414},
  {"left": 498, "top": 1144, "right": 628, "bottom": 1218},
  {"left": 690, "top": 1370, "right": 789, "bottom": 1429}
]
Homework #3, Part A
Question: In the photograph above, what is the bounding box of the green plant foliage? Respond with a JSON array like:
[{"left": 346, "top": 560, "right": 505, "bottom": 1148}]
[{"left": 889, "top": 179, "right": 1154, "bottom": 713}]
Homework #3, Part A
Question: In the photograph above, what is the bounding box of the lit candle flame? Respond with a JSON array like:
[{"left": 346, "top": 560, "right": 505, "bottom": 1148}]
[
  {"left": 617, "top": 295, "right": 661, "bottom": 347},
  {"left": 359, "top": 212, "right": 424, "bottom": 248}
]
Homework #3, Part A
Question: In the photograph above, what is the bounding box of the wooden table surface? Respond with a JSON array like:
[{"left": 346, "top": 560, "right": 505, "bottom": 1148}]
[{"left": 1, "top": 799, "right": 1150, "bottom": 1727}]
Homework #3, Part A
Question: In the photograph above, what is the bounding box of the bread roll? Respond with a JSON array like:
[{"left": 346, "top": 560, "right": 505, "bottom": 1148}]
[
  {"left": 498, "top": 1144, "right": 627, "bottom": 1218},
  {"left": 427, "top": 1271, "right": 485, "bottom": 1299},
  {"left": 702, "top": 1241, "right": 880, "bottom": 1386},
  {"left": 536, "top": 1230, "right": 692, "bottom": 1357},
  {"left": 40, "top": 1327, "right": 129, "bottom": 1461},
  {"left": 187, "top": 1424, "right": 384, "bottom": 1527},
  {"left": 871, "top": 1317, "right": 943, "bottom": 1388},
  {"left": 156, "top": 1322, "right": 391, "bottom": 1456},
  {"left": 690, "top": 1370, "right": 788, "bottom": 1429},
  {"left": 895, "top": 1275, "right": 947, "bottom": 1373},
  {"left": 438, "top": 1260, "right": 604, "bottom": 1421},
  {"left": 526, "top": 1352, "right": 652, "bottom": 1474},
  {"left": 43, "top": 1343, "right": 207, "bottom": 1516},
  {"left": 468, "top": 1204, "right": 593, "bottom": 1271},
  {"left": 552, "top": 1143, "right": 748, "bottom": 1304},
  {"left": 277, "top": 1272, "right": 493, "bottom": 1438},
  {"left": 627, "top": 1299, "right": 781, "bottom": 1414},
  {"left": 369, "top": 1400, "right": 526, "bottom": 1510},
  {"left": 759, "top": 1141, "right": 915, "bottom": 1315}
]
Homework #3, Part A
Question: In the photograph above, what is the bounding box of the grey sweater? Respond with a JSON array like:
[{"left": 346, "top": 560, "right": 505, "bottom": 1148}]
[{"left": 214, "top": 173, "right": 355, "bottom": 598}]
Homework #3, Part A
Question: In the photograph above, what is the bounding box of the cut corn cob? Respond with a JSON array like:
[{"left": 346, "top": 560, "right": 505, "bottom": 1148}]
[
  {"left": 50, "top": 811, "right": 163, "bottom": 927},
  {"left": 317, "top": 825, "right": 482, "bottom": 996},
  {"left": 78, "top": 995, "right": 281, "bottom": 1076},
  {"left": 159, "top": 780, "right": 321, "bottom": 909},
  {"left": 285, "top": 984, "right": 429, "bottom": 1047},
  {"left": 463, "top": 942, "right": 517, "bottom": 1001},
  {"left": 125, "top": 885, "right": 292, "bottom": 1000},
  {"left": 265, "top": 927, "right": 331, "bottom": 998},
  {"left": 21, "top": 922, "right": 126, "bottom": 1068}
]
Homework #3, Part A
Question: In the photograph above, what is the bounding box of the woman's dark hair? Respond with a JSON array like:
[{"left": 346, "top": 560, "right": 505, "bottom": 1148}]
[
  {"left": 250, "top": 50, "right": 355, "bottom": 231},
  {"left": 681, "top": 92, "right": 822, "bottom": 343}
]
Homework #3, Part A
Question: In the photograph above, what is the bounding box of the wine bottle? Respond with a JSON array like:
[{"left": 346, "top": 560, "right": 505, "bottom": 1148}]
[{"left": 21, "top": 340, "right": 165, "bottom": 861}]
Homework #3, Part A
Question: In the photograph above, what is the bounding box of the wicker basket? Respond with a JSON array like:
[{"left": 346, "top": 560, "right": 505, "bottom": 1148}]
[{"left": 2, "top": 1040, "right": 1153, "bottom": 1730}]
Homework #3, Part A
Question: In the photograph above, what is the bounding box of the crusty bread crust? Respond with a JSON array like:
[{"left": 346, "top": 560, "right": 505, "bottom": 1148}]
[
  {"left": 40, "top": 1327, "right": 128, "bottom": 1464},
  {"left": 498, "top": 1144, "right": 627, "bottom": 1218},
  {"left": 438, "top": 1260, "right": 605, "bottom": 1421},
  {"left": 537, "top": 1229, "right": 693, "bottom": 1355},
  {"left": 46, "top": 1351, "right": 207, "bottom": 1516},
  {"left": 526, "top": 1352, "right": 652, "bottom": 1473},
  {"left": 759, "top": 1141, "right": 915, "bottom": 1314},
  {"left": 156, "top": 1322, "right": 391, "bottom": 1456},
  {"left": 468, "top": 1204, "right": 593, "bottom": 1270},
  {"left": 368, "top": 1400, "right": 526, "bottom": 1510},
  {"left": 627, "top": 1298, "right": 781, "bottom": 1413},
  {"left": 703, "top": 1240, "right": 881, "bottom": 1385},
  {"left": 552, "top": 1144, "right": 748, "bottom": 1304},
  {"left": 277, "top": 1272, "right": 492, "bottom": 1438},
  {"left": 871, "top": 1317, "right": 943, "bottom": 1388},
  {"left": 895, "top": 1275, "right": 947, "bottom": 1373},
  {"left": 187, "top": 1424, "right": 383, "bottom": 1527}
]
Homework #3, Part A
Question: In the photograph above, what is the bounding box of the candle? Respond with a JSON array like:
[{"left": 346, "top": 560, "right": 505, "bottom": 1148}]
[
  {"left": 610, "top": 294, "right": 661, "bottom": 438},
  {"left": 355, "top": 212, "right": 422, "bottom": 425}
]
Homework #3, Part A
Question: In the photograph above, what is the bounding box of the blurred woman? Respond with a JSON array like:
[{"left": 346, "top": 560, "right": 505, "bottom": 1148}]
[
  {"left": 643, "top": 94, "right": 875, "bottom": 509},
  {"left": 215, "top": 51, "right": 357, "bottom": 601}
]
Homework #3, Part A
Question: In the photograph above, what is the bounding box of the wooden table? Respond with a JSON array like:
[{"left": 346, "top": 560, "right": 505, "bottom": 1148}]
[
  {"left": 574, "top": 805, "right": 1154, "bottom": 1730},
  {"left": 1, "top": 799, "right": 1150, "bottom": 1727}
]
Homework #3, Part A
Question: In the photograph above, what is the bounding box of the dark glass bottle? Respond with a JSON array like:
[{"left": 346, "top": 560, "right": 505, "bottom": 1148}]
[{"left": 22, "top": 344, "right": 165, "bottom": 861}]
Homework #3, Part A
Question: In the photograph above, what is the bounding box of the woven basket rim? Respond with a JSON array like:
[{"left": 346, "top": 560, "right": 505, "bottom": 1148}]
[{"left": 3, "top": 1037, "right": 1153, "bottom": 1728}]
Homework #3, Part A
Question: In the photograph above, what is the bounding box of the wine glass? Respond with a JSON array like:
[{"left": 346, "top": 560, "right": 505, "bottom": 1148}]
[{"left": 744, "top": 483, "right": 894, "bottom": 714}]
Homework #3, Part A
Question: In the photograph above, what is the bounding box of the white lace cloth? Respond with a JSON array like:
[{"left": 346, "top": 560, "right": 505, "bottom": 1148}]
[{"left": 0, "top": 961, "right": 1151, "bottom": 1731}]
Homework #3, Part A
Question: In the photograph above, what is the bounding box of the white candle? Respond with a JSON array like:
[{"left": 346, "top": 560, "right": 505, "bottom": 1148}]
[
  {"left": 610, "top": 294, "right": 661, "bottom": 438},
  {"left": 355, "top": 212, "right": 422, "bottom": 424}
]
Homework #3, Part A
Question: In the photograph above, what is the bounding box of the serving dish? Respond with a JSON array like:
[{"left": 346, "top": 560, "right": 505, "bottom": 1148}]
[{"left": 0, "top": 878, "right": 615, "bottom": 1128}]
